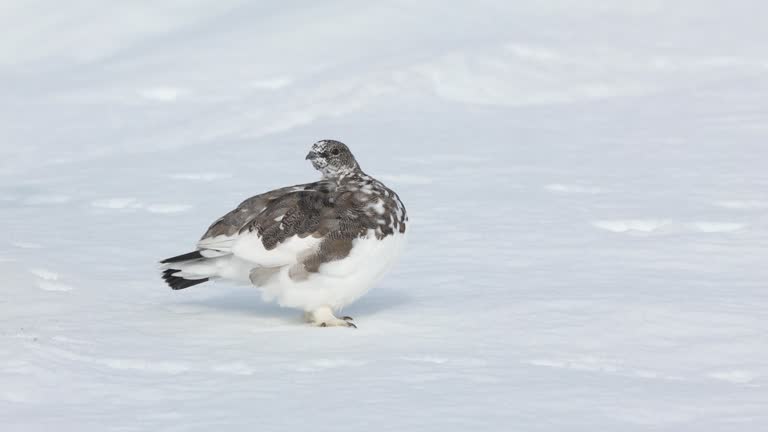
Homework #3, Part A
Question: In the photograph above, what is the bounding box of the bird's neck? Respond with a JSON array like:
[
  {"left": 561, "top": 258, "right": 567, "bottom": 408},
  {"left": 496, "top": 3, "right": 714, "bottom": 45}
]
[{"left": 321, "top": 165, "right": 363, "bottom": 181}]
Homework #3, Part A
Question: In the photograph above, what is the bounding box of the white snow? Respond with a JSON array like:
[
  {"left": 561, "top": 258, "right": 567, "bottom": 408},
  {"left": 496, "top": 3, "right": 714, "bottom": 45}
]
[
  {"left": 714, "top": 200, "right": 768, "bottom": 210},
  {"left": 138, "top": 87, "right": 190, "bottom": 102},
  {"left": 169, "top": 172, "right": 234, "bottom": 181},
  {"left": 91, "top": 198, "right": 144, "bottom": 209},
  {"left": 22, "top": 195, "right": 72, "bottom": 205},
  {"left": 247, "top": 77, "right": 294, "bottom": 91},
  {"left": 592, "top": 219, "right": 671, "bottom": 233},
  {"left": 545, "top": 183, "right": 603, "bottom": 194},
  {"left": 2, "top": 1, "right": 768, "bottom": 431},
  {"left": 690, "top": 222, "right": 747, "bottom": 233},
  {"left": 91, "top": 198, "right": 191, "bottom": 213},
  {"left": 145, "top": 204, "right": 193, "bottom": 214}
]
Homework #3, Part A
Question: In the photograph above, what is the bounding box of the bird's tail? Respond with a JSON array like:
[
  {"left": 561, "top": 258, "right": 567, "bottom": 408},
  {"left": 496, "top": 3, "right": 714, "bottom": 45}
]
[
  {"left": 160, "top": 250, "right": 252, "bottom": 290},
  {"left": 160, "top": 250, "right": 212, "bottom": 290}
]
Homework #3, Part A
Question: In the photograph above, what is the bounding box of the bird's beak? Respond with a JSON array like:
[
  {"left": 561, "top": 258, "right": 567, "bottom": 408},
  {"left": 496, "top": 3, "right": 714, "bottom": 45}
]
[{"left": 305, "top": 150, "right": 319, "bottom": 160}]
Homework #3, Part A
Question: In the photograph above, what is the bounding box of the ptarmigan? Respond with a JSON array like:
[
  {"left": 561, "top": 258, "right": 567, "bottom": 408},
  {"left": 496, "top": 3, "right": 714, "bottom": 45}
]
[{"left": 160, "top": 140, "right": 408, "bottom": 328}]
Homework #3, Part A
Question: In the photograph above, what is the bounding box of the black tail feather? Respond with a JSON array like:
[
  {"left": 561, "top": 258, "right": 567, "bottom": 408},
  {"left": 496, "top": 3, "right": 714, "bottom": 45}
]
[
  {"left": 160, "top": 250, "right": 205, "bottom": 264},
  {"left": 162, "top": 269, "right": 209, "bottom": 290}
]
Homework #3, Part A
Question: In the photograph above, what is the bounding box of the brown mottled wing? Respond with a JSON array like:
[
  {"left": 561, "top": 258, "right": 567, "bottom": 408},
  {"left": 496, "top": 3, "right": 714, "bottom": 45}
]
[
  {"left": 242, "top": 181, "right": 386, "bottom": 283},
  {"left": 253, "top": 183, "right": 387, "bottom": 242},
  {"left": 238, "top": 181, "right": 340, "bottom": 250},
  {"left": 200, "top": 182, "right": 320, "bottom": 241}
]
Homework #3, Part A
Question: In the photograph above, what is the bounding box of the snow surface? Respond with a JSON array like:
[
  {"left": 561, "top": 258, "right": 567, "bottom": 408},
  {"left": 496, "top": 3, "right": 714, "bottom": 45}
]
[{"left": 2, "top": 1, "right": 768, "bottom": 431}]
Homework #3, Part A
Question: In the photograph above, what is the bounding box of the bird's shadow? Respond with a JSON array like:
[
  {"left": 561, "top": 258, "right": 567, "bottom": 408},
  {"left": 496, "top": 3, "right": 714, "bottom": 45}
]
[
  {"left": 345, "top": 289, "right": 411, "bottom": 317},
  {"left": 172, "top": 285, "right": 411, "bottom": 320}
]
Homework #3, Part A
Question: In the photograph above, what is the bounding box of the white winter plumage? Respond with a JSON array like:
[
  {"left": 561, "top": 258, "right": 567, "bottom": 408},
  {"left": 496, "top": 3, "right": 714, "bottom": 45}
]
[{"left": 166, "top": 228, "right": 407, "bottom": 312}]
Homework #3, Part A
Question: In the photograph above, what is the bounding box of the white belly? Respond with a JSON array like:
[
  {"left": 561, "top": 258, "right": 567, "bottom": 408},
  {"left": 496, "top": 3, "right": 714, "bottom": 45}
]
[{"left": 259, "top": 230, "right": 407, "bottom": 311}]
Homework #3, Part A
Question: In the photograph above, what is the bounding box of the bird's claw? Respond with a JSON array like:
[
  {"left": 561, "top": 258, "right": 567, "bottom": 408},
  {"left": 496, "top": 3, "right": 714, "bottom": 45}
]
[
  {"left": 317, "top": 320, "right": 356, "bottom": 328},
  {"left": 307, "top": 307, "right": 357, "bottom": 328}
]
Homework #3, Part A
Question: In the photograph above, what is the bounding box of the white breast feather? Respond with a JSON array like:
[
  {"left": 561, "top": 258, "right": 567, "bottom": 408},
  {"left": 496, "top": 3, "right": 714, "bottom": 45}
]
[
  {"left": 198, "top": 232, "right": 322, "bottom": 267},
  {"left": 231, "top": 234, "right": 321, "bottom": 267},
  {"left": 259, "top": 229, "right": 408, "bottom": 311}
]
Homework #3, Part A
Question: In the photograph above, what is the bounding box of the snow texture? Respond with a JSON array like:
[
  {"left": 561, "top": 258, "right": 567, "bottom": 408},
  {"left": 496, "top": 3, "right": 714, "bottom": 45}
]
[{"left": 2, "top": 1, "right": 768, "bottom": 431}]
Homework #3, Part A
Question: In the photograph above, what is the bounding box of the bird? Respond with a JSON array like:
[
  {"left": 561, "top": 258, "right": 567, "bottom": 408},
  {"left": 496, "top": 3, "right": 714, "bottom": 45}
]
[{"left": 160, "top": 140, "right": 408, "bottom": 328}]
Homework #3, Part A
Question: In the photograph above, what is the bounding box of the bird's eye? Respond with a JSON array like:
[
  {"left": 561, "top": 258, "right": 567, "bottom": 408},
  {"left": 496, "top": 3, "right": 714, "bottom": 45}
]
[{"left": 331, "top": 148, "right": 340, "bottom": 155}]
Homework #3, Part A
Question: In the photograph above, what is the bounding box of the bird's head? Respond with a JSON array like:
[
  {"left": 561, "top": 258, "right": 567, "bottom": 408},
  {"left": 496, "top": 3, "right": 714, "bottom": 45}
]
[{"left": 305, "top": 140, "right": 360, "bottom": 178}]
